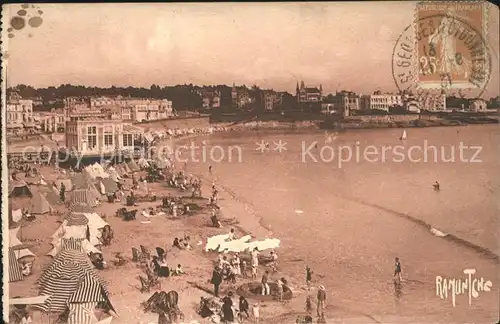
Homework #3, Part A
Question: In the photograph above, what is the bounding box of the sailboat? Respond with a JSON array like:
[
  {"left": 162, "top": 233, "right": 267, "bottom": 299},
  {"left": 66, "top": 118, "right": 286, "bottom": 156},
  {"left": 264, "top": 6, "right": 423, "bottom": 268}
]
[{"left": 399, "top": 129, "right": 407, "bottom": 141}]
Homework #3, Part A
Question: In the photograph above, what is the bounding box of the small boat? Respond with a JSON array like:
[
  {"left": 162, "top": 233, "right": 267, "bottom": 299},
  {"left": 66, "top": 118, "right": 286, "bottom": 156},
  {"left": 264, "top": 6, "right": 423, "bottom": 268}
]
[{"left": 399, "top": 130, "right": 407, "bottom": 141}]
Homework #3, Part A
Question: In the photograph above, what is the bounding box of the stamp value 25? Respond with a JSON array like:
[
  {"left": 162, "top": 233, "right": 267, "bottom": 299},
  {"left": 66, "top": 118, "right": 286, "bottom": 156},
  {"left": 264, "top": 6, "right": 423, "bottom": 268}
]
[{"left": 415, "top": 1, "right": 489, "bottom": 90}]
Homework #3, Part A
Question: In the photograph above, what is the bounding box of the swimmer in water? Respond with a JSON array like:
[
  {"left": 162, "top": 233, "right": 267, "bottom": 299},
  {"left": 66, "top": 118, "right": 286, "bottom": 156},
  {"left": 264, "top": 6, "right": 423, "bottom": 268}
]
[
  {"left": 209, "top": 165, "right": 212, "bottom": 174},
  {"left": 433, "top": 181, "right": 440, "bottom": 191},
  {"left": 394, "top": 257, "right": 403, "bottom": 283}
]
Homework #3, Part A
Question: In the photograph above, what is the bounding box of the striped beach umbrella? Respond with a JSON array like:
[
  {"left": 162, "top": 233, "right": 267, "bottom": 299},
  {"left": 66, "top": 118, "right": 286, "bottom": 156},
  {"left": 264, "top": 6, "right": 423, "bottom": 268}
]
[
  {"left": 68, "top": 202, "right": 94, "bottom": 214},
  {"left": 8, "top": 248, "right": 24, "bottom": 282},
  {"left": 37, "top": 262, "right": 86, "bottom": 312},
  {"left": 68, "top": 274, "right": 108, "bottom": 304},
  {"left": 65, "top": 213, "right": 89, "bottom": 226},
  {"left": 36, "top": 249, "right": 109, "bottom": 314},
  {"left": 70, "top": 189, "right": 98, "bottom": 207},
  {"left": 38, "top": 249, "right": 106, "bottom": 290},
  {"left": 62, "top": 237, "right": 86, "bottom": 251}
]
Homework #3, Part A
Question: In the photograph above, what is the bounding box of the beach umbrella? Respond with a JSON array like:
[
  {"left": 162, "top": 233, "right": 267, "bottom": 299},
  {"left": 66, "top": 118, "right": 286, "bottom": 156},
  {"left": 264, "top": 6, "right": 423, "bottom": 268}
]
[
  {"left": 69, "top": 202, "right": 94, "bottom": 214},
  {"left": 8, "top": 248, "right": 24, "bottom": 283},
  {"left": 38, "top": 249, "right": 104, "bottom": 289},
  {"left": 65, "top": 213, "right": 90, "bottom": 226}
]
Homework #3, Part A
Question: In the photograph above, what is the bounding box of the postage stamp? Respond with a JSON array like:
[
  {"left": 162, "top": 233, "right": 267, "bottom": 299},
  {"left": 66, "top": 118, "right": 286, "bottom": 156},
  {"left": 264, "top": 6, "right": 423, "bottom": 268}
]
[
  {"left": 392, "top": 1, "right": 492, "bottom": 100},
  {"left": 415, "top": 1, "right": 489, "bottom": 90}
]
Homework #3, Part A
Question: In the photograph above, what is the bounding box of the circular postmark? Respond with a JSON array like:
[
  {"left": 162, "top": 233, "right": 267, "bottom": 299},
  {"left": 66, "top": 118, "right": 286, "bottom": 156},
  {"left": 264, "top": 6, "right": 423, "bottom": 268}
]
[{"left": 392, "top": 14, "right": 492, "bottom": 104}]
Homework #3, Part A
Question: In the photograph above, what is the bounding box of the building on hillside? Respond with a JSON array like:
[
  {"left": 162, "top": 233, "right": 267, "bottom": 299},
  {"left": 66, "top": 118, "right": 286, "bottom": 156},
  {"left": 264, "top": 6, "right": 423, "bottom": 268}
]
[
  {"left": 419, "top": 93, "right": 446, "bottom": 111},
  {"left": 89, "top": 96, "right": 174, "bottom": 121},
  {"left": 65, "top": 112, "right": 143, "bottom": 157},
  {"left": 468, "top": 99, "right": 487, "bottom": 112},
  {"left": 38, "top": 108, "right": 66, "bottom": 133},
  {"left": 296, "top": 81, "right": 322, "bottom": 112},
  {"left": 231, "top": 84, "right": 254, "bottom": 109},
  {"left": 64, "top": 97, "right": 90, "bottom": 110},
  {"left": 202, "top": 90, "right": 221, "bottom": 109},
  {"left": 262, "top": 90, "right": 283, "bottom": 111},
  {"left": 6, "top": 92, "right": 35, "bottom": 132},
  {"left": 333, "top": 91, "right": 360, "bottom": 116},
  {"left": 296, "top": 81, "right": 322, "bottom": 103},
  {"left": 360, "top": 93, "right": 403, "bottom": 112}
]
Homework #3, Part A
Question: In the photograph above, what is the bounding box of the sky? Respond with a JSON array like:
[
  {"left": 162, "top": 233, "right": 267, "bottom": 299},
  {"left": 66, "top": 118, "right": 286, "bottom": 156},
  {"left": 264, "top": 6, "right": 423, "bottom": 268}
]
[{"left": 2, "top": 2, "right": 499, "bottom": 98}]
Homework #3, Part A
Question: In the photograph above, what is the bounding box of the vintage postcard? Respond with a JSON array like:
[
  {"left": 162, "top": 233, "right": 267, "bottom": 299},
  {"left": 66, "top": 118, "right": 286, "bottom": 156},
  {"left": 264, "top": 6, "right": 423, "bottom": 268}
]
[{"left": 2, "top": 2, "right": 499, "bottom": 324}]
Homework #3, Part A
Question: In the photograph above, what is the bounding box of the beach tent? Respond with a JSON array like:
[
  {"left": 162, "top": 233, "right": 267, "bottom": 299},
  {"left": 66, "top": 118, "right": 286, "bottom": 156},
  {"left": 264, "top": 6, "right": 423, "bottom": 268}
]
[
  {"left": 99, "top": 178, "right": 118, "bottom": 195},
  {"left": 8, "top": 248, "right": 24, "bottom": 282},
  {"left": 122, "top": 163, "right": 133, "bottom": 174},
  {"left": 9, "top": 181, "right": 33, "bottom": 198},
  {"left": 83, "top": 212, "right": 109, "bottom": 246},
  {"left": 54, "top": 178, "right": 74, "bottom": 192},
  {"left": 24, "top": 175, "right": 47, "bottom": 186},
  {"left": 51, "top": 212, "right": 108, "bottom": 252},
  {"left": 48, "top": 237, "right": 100, "bottom": 258},
  {"left": 11, "top": 208, "right": 23, "bottom": 223},
  {"left": 36, "top": 249, "right": 110, "bottom": 314},
  {"left": 85, "top": 163, "right": 109, "bottom": 180},
  {"left": 29, "top": 191, "right": 54, "bottom": 214},
  {"left": 127, "top": 159, "right": 140, "bottom": 172},
  {"left": 137, "top": 158, "right": 150, "bottom": 169},
  {"left": 9, "top": 227, "right": 36, "bottom": 260},
  {"left": 70, "top": 189, "right": 99, "bottom": 207},
  {"left": 72, "top": 172, "right": 101, "bottom": 198},
  {"left": 39, "top": 186, "right": 63, "bottom": 205},
  {"left": 106, "top": 167, "right": 121, "bottom": 182}
]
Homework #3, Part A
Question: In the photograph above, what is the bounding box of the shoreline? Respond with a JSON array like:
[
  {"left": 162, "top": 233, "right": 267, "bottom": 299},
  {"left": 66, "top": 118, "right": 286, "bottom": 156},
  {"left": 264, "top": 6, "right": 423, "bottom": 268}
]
[{"left": 165, "top": 127, "right": 499, "bottom": 322}]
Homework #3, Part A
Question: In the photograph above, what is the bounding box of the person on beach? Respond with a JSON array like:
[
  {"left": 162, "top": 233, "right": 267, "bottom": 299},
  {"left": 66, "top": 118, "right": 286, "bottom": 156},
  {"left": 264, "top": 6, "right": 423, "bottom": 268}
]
[
  {"left": 316, "top": 285, "right": 326, "bottom": 318},
  {"left": 252, "top": 302, "right": 260, "bottom": 324},
  {"left": 239, "top": 296, "right": 250, "bottom": 321},
  {"left": 172, "top": 264, "right": 185, "bottom": 276},
  {"left": 209, "top": 165, "right": 212, "bottom": 174},
  {"left": 241, "top": 260, "right": 248, "bottom": 278},
  {"left": 261, "top": 270, "right": 270, "bottom": 296},
  {"left": 306, "top": 266, "right": 313, "bottom": 291},
  {"left": 305, "top": 295, "right": 313, "bottom": 314},
  {"left": 211, "top": 210, "right": 222, "bottom": 228},
  {"left": 251, "top": 247, "right": 259, "bottom": 279},
  {"left": 211, "top": 266, "right": 223, "bottom": 297},
  {"left": 232, "top": 253, "right": 241, "bottom": 276},
  {"left": 227, "top": 228, "right": 236, "bottom": 241},
  {"left": 276, "top": 277, "right": 284, "bottom": 302},
  {"left": 433, "top": 181, "right": 440, "bottom": 191},
  {"left": 270, "top": 251, "right": 278, "bottom": 272},
  {"left": 394, "top": 257, "right": 403, "bottom": 282},
  {"left": 59, "top": 182, "right": 66, "bottom": 202},
  {"left": 221, "top": 292, "right": 234, "bottom": 323}
]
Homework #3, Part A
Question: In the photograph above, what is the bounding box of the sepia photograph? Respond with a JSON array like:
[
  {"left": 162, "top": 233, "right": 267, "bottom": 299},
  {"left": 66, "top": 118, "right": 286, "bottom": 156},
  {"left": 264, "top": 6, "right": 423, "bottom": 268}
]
[{"left": 2, "top": 2, "right": 499, "bottom": 324}]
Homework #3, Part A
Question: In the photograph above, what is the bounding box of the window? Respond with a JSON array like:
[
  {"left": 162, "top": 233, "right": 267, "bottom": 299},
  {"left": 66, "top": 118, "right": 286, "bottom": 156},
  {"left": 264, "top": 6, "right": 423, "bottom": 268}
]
[
  {"left": 87, "top": 126, "right": 97, "bottom": 149},
  {"left": 88, "top": 134, "right": 97, "bottom": 148},
  {"left": 104, "top": 134, "right": 113, "bottom": 146},
  {"left": 123, "top": 134, "right": 133, "bottom": 147}
]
